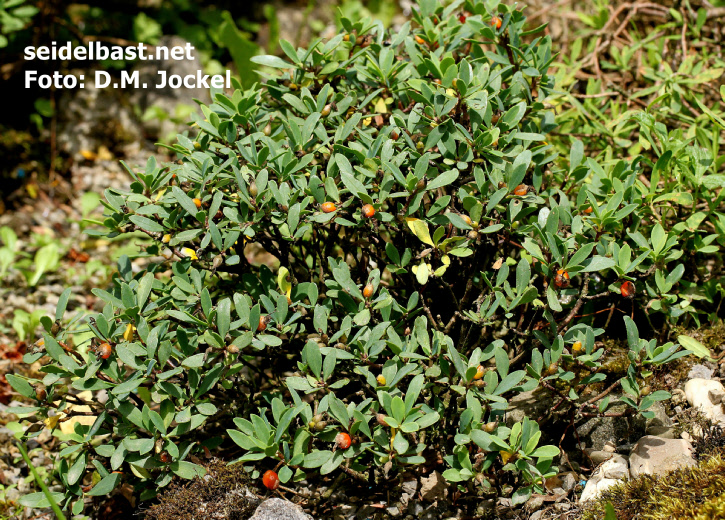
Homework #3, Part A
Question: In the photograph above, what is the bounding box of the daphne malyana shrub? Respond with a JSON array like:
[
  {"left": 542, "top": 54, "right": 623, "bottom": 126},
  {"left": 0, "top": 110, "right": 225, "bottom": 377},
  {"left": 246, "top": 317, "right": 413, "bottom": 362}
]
[{"left": 9, "top": 0, "right": 719, "bottom": 513}]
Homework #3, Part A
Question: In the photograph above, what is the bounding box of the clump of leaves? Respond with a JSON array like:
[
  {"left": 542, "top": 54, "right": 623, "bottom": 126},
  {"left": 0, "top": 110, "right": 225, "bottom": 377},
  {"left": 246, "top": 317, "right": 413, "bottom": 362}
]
[{"left": 6, "top": 0, "right": 721, "bottom": 515}]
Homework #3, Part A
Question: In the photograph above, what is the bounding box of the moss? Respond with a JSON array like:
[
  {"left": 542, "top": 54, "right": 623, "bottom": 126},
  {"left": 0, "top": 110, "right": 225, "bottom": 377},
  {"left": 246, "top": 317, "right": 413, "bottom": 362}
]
[
  {"left": 580, "top": 454, "right": 725, "bottom": 520},
  {"left": 144, "top": 459, "right": 257, "bottom": 520}
]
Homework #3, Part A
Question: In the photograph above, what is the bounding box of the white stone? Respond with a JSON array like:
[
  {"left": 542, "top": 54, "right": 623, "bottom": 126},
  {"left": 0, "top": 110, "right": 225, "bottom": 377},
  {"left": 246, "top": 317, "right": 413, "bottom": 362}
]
[
  {"left": 579, "top": 454, "right": 629, "bottom": 503},
  {"left": 684, "top": 378, "right": 725, "bottom": 425},
  {"left": 601, "top": 455, "right": 629, "bottom": 479},
  {"left": 629, "top": 436, "right": 696, "bottom": 478}
]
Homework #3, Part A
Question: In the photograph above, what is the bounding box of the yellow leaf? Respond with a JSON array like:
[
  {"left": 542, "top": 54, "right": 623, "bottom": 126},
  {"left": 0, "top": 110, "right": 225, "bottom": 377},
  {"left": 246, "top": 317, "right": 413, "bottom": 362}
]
[
  {"left": 97, "top": 146, "right": 113, "bottom": 161},
  {"left": 154, "top": 188, "right": 167, "bottom": 201},
  {"left": 500, "top": 450, "right": 515, "bottom": 464},
  {"left": 123, "top": 323, "right": 135, "bottom": 342},
  {"left": 406, "top": 218, "right": 434, "bottom": 246},
  {"left": 44, "top": 415, "right": 60, "bottom": 430},
  {"left": 182, "top": 248, "right": 198, "bottom": 260},
  {"left": 374, "top": 97, "right": 388, "bottom": 114},
  {"left": 416, "top": 261, "right": 429, "bottom": 284},
  {"left": 278, "top": 267, "right": 292, "bottom": 299},
  {"left": 80, "top": 150, "right": 97, "bottom": 161}
]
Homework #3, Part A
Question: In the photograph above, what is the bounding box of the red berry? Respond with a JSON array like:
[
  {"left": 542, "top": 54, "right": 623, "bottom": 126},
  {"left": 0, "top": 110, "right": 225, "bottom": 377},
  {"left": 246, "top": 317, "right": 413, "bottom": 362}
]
[
  {"left": 554, "top": 269, "right": 570, "bottom": 289},
  {"left": 262, "top": 469, "right": 279, "bottom": 490},
  {"left": 321, "top": 202, "right": 337, "bottom": 214},
  {"left": 491, "top": 16, "right": 502, "bottom": 29},
  {"left": 363, "top": 283, "right": 374, "bottom": 299},
  {"left": 459, "top": 14, "right": 467, "bottom": 23},
  {"left": 361, "top": 204, "right": 376, "bottom": 219},
  {"left": 257, "top": 315, "right": 269, "bottom": 332},
  {"left": 473, "top": 365, "right": 485, "bottom": 380},
  {"left": 513, "top": 184, "right": 528, "bottom": 196},
  {"left": 335, "top": 432, "right": 352, "bottom": 449},
  {"left": 98, "top": 342, "right": 113, "bottom": 360},
  {"left": 620, "top": 281, "right": 635, "bottom": 299}
]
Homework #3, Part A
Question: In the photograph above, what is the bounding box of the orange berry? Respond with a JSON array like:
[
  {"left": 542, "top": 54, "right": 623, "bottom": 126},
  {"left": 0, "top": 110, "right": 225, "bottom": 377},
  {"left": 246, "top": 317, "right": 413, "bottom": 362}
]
[
  {"left": 363, "top": 283, "right": 374, "bottom": 299},
  {"left": 159, "top": 452, "right": 171, "bottom": 463},
  {"left": 35, "top": 385, "right": 47, "bottom": 401},
  {"left": 257, "top": 315, "right": 269, "bottom": 333},
  {"left": 321, "top": 202, "right": 337, "bottom": 214},
  {"left": 391, "top": 130, "right": 400, "bottom": 140},
  {"left": 362, "top": 204, "right": 375, "bottom": 219},
  {"left": 193, "top": 198, "right": 202, "bottom": 209},
  {"left": 620, "top": 281, "right": 635, "bottom": 299},
  {"left": 554, "top": 269, "right": 570, "bottom": 289},
  {"left": 335, "top": 432, "right": 352, "bottom": 449},
  {"left": 415, "top": 35, "right": 426, "bottom": 45},
  {"left": 262, "top": 470, "right": 280, "bottom": 490},
  {"left": 513, "top": 184, "right": 528, "bottom": 196},
  {"left": 98, "top": 342, "right": 113, "bottom": 360},
  {"left": 491, "top": 16, "right": 502, "bottom": 29},
  {"left": 572, "top": 341, "right": 583, "bottom": 352},
  {"left": 473, "top": 365, "right": 485, "bottom": 380},
  {"left": 584, "top": 206, "right": 594, "bottom": 214}
]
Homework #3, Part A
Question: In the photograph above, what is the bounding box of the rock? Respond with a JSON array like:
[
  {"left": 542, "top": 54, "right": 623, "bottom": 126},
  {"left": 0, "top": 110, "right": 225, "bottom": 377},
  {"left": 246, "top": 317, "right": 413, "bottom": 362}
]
[
  {"left": 559, "top": 472, "right": 577, "bottom": 492},
  {"left": 505, "top": 388, "right": 554, "bottom": 426},
  {"left": 628, "top": 436, "right": 696, "bottom": 478},
  {"left": 420, "top": 471, "right": 446, "bottom": 502},
  {"left": 684, "top": 378, "right": 725, "bottom": 425},
  {"left": 648, "top": 425, "right": 677, "bottom": 439},
  {"left": 588, "top": 450, "right": 615, "bottom": 465},
  {"left": 601, "top": 455, "right": 628, "bottom": 479},
  {"left": 400, "top": 479, "right": 418, "bottom": 507},
  {"left": 401, "top": 479, "right": 418, "bottom": 496},
  {"left": 386, "top": 505, "right": 402, "bottom": 516},
  {"left": 579, "top": 454, "right": 629, "bottom": 503},
  {"left": 57, "top": 72, "right": 144, "bottom": 160},
  {"left": 579, "top": 476, "right": 620, "bottom": 503},
  {"left": 645, "top": 401, "right": 673, "bottom": 434},
  {"left": 576, "top": 398, "right": 645, "bottom": 451},
  {"left": 688, "top": 364, "right": 714, "bottom": 380},
  {"left": 249, "top": 498, "right": 313, "bottom": 520},
  {"left": 602, "top": 441, "right": 616, "bottom": 452},
  {"left": 525, "top": 494, "right": 545, "bottom": 511}
]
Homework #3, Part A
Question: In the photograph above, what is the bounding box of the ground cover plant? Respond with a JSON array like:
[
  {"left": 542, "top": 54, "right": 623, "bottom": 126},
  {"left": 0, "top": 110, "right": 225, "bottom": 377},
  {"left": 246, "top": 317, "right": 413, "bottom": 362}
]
[{"left": 4, "top": 0, "right": 725, "bottom": 518}]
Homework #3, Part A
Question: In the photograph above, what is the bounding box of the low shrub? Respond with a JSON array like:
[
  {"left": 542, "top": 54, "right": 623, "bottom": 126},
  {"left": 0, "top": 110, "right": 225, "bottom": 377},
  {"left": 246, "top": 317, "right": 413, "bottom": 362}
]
[{"left": 8, "top": 0, "right": 722, "bottom": 514}]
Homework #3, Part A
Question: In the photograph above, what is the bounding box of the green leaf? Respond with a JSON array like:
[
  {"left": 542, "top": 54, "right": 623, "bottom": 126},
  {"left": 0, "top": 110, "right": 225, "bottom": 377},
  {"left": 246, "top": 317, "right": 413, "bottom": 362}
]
[
  {"left": 580, "top": 255, "right": 616, "bottom": 272},
  {"left": 171, "top": 461, "right": 206, "bottom": 479},
  {"left": 251, "top": 54, "right": 294, "bottom": 69},
  {"left": 86, "top": 472, "right": 122, "bottom": 496},
  {"left": 677, "top": 335, "right": 712, "bottom": 360},
  {"left": 303, "top": 450, "right": 332, "bottom": 468},
  {"left": 426, "top": 169, "right": 459, "bottom": 191},
  {"left": 6, "top": 374, "right": 33, "bottom": 398},
  {"left": 29, "top": 243, "right": 59, "bottom": 286},
  {"left": 530, "top": 445, "right": 559, "bottom": 458},
  {"left": 129, "top": 215, "right": 164, "bottom": 233},
  {"left": 19, "top": 491, "right": 66, "bottom": 508}
]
